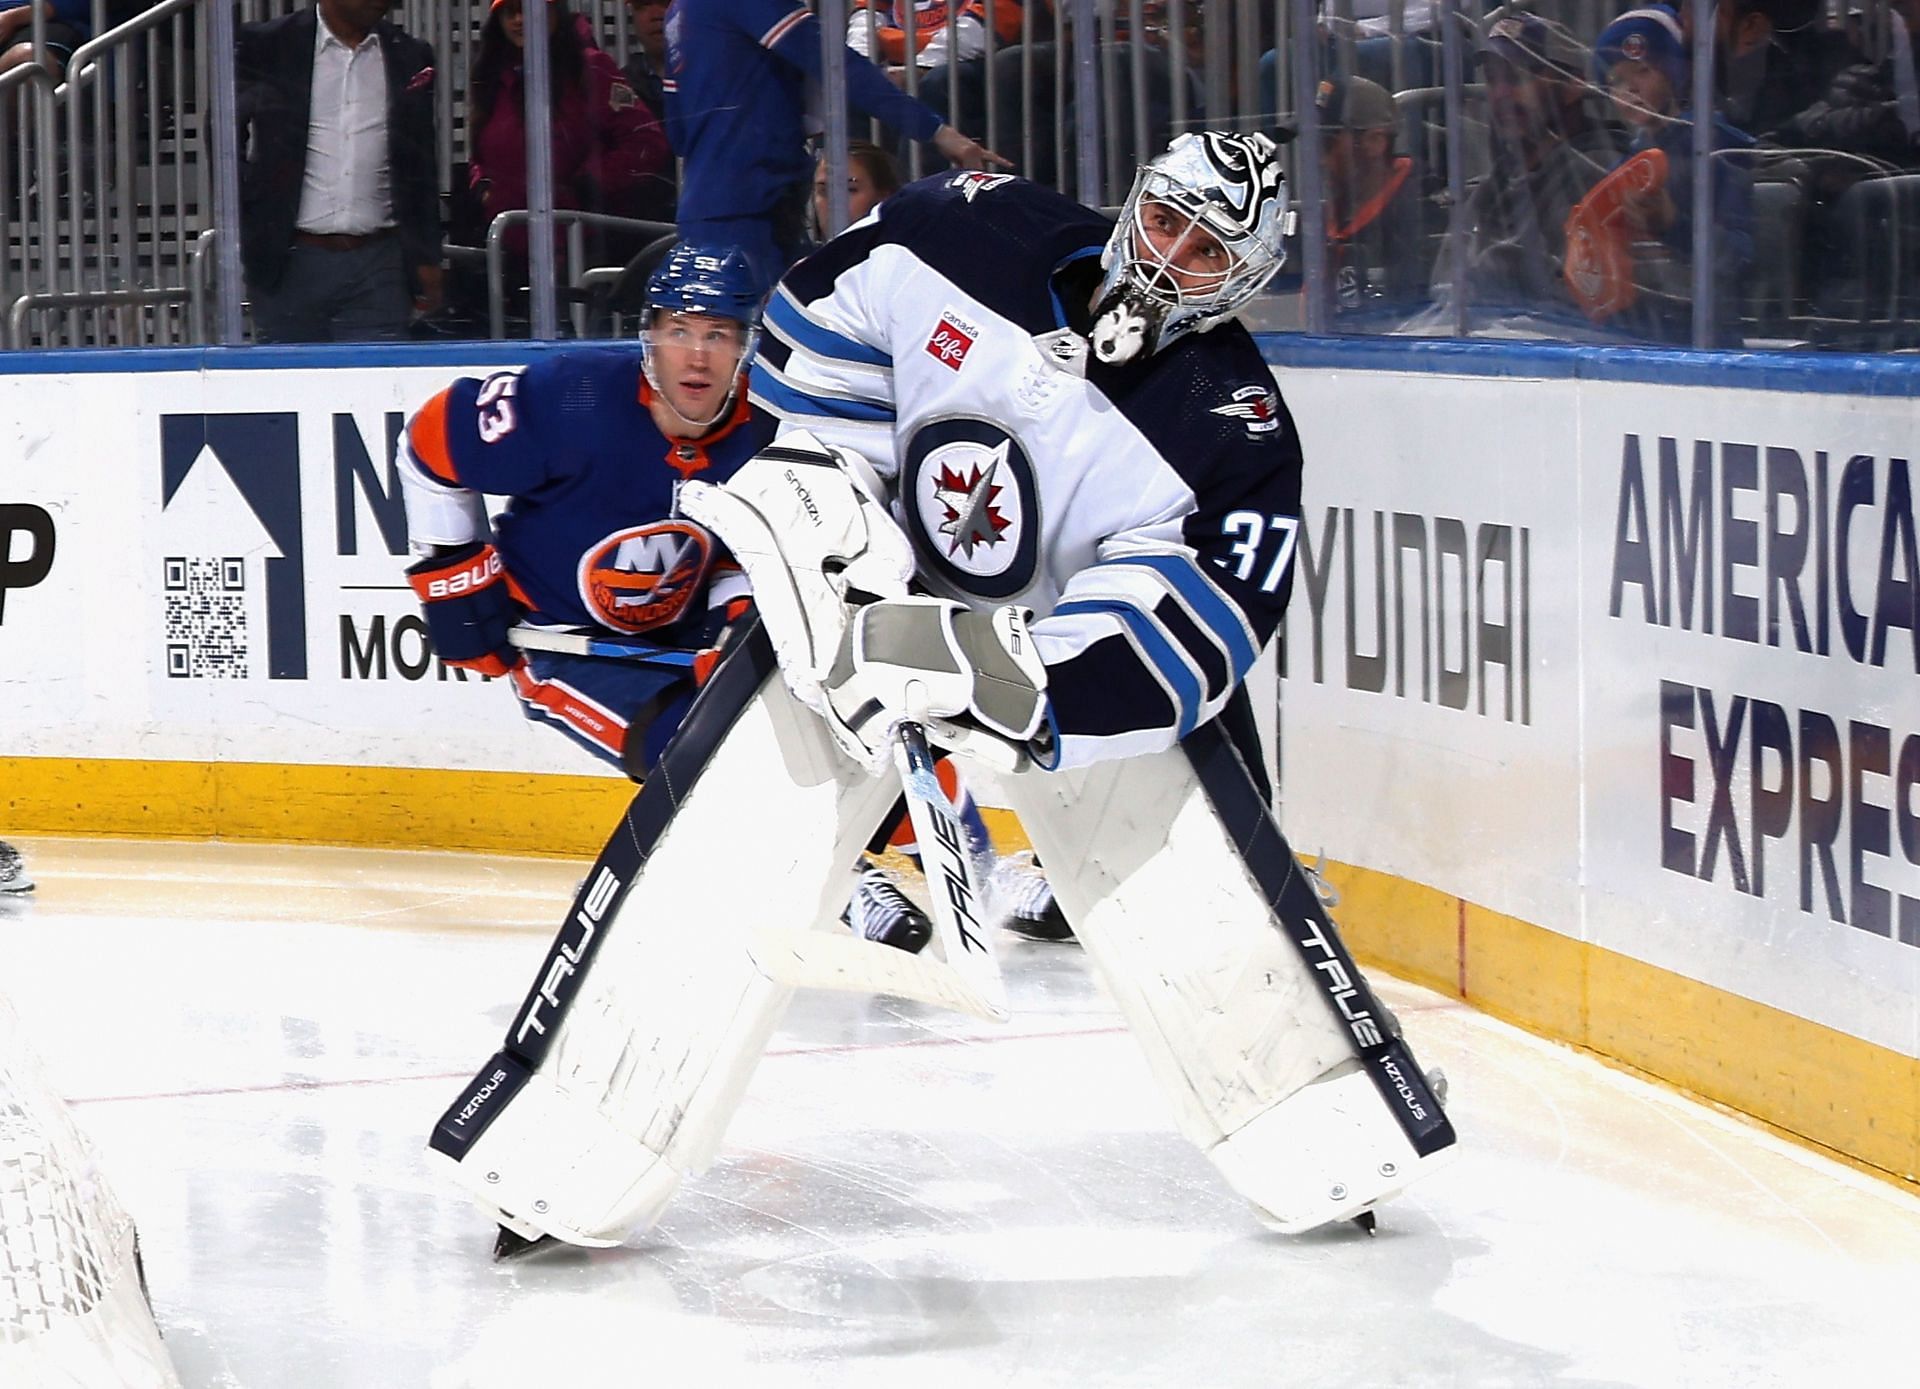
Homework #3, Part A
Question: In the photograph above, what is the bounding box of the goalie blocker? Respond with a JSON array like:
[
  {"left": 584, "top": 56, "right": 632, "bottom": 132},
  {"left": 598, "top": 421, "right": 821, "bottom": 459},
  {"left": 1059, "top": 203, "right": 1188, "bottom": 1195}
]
[{"left": 427, "top": 447, "right": 1454, "bottom": 1246}]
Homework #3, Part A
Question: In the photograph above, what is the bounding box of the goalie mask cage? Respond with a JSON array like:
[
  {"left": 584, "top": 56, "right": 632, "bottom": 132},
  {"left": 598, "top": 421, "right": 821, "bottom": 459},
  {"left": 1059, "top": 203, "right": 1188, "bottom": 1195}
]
[{"left": 0, "top": 993, "right": 181, "bottom": 1389}]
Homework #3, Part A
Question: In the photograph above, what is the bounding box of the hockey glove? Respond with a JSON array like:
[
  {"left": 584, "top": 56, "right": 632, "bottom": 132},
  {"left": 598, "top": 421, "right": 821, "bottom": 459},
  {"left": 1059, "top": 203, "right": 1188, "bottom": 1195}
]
[
  {"left": 406, "top": 541, "right": 524, "bottom": 677},
  {"left": 680, "top": 432, "right": 914, "bottom": 712},
  {"left": 824, "top": 597, "right": 1050, "bottom": 769}
]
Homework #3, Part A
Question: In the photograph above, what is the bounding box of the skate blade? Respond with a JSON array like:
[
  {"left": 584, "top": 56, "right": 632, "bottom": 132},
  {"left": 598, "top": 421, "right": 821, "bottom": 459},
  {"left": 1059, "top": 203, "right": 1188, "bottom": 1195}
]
[{"left": 492, "top": 1224, "right": 561, "bottom": 1261}]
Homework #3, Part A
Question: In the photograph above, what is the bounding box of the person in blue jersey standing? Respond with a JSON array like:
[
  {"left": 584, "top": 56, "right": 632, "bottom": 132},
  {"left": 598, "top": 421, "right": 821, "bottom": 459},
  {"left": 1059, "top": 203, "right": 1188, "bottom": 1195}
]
[{"left": 661, "top": 0, "right": 1008, "bottom": 294}]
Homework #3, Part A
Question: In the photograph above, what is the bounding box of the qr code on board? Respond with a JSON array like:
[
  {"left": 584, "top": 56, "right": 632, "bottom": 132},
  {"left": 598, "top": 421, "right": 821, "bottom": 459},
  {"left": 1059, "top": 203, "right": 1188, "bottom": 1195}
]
[{"left": 162, "top": 557, "right": 247, "bottom": 679}]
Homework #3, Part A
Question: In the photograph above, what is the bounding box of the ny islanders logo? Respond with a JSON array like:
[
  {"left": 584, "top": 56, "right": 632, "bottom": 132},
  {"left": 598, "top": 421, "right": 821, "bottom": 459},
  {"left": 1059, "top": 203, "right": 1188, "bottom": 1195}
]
[
  {"left": 902, "top": 418, "right": 1039, "bottom": 599},
  {"left": 579, "top": 521, "right": 712, "bottom": 633}
]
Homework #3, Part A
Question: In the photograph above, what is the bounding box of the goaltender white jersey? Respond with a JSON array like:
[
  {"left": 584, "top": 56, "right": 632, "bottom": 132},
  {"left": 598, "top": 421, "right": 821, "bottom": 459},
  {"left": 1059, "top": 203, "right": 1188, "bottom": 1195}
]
[{"left": 750, "top": 172, "right": 1304, "bottom": 768}]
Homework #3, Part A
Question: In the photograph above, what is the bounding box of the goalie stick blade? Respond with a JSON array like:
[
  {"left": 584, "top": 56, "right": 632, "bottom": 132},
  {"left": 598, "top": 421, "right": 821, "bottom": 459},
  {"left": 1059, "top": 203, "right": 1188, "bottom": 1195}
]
[{"left": 749, "top": 926, "right": 1010, "bottom": 1022}]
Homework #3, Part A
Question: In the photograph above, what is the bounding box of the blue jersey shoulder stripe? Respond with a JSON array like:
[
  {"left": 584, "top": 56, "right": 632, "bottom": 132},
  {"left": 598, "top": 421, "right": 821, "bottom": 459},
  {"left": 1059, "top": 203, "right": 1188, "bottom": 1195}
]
[
  {"left": 1054, "top": 598, "right": 1202, "bottom": 738},
  {"left": 1103, "top": 554, "right": 1259, "bottom": 678},
  {"left": 764, "top": 292, "right": 894, "bottom": 369},
  {"left": 749, "top": 363, "right": 897, "bottom": 422}
]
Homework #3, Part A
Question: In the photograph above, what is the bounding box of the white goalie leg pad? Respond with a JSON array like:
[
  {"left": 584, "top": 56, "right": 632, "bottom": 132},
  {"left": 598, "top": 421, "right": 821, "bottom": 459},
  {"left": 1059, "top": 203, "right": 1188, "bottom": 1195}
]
[
  {"left": 998, "top": 734, "right": 1455, "bottom": 1232},
  {"left": 432, "top": 644, "right": 901, "bottom": 1247}
]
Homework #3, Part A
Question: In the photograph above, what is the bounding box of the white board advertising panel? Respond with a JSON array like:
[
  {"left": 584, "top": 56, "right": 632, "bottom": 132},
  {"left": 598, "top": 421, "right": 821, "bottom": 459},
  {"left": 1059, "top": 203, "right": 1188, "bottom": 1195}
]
[
  {"left": 0, "top": 360, "right": 611, "bottom": 777},
  {"left": 1577, "top": 381, "right": 1919, "bottom": 1056},
  {"left": 1274, "top": 367, "right": 1584, "bottom": 938}
]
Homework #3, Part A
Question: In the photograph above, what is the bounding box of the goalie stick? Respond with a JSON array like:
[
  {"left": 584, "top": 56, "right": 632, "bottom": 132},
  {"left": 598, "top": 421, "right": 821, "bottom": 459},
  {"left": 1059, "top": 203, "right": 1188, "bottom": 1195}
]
[
  {"left": 753, "top": 717, "right": 1014, "bottom": 1024},
  {"left": 889, "top": 717, "right": 1010, "bottom": 1020},
  {"left": 516, "top": 623, "right": 1013, "bottom": 1022}
]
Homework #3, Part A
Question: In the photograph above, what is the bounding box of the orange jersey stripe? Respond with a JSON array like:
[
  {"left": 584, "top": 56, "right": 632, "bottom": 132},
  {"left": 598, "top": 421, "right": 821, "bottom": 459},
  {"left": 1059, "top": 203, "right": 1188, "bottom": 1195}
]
[
  {"left": 510, "top": 666, "right": 629, "bottom": 759},
  {"left": 408, "top": 388, "right": 461, "bottom": 485}
]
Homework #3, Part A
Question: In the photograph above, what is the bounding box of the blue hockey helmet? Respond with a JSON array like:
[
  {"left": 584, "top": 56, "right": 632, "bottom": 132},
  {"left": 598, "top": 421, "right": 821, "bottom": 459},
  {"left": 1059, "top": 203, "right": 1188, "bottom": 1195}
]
[
  {"left": 641, "top": 242, "right": 763, "bottom": 430},
  {"left": 644, "top": 243, "right": 763, "bottom": 327}
]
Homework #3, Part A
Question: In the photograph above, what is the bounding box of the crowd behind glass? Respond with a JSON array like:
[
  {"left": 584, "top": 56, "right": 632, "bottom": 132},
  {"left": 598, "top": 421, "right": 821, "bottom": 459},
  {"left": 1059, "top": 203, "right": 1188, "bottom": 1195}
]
[{"left": 0, "top": 0, "right": 1914, "bottom": 352}]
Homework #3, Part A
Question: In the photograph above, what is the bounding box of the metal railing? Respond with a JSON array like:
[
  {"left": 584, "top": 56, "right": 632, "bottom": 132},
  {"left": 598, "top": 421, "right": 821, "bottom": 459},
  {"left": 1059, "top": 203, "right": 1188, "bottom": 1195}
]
[
  {"left": 468, "top": 209, "right": 676, "bottom": 339},
  {"left": 0, "top": 0, "right": 1911, "bottom": 354}
]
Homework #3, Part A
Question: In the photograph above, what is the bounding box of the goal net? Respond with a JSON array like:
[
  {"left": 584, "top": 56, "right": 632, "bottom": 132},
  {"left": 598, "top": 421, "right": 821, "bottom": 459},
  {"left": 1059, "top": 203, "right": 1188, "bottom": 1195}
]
[{"left": 0, "top": 992, "right": 181, "bottom": 1388}]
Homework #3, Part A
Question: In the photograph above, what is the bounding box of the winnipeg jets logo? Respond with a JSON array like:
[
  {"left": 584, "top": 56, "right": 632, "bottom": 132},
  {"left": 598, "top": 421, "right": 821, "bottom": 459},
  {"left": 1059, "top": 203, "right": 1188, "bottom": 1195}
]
[
  {"left": 904, "top": 419, "right": 1037, "bottom": 596},
  {"left": 933, "top": 446, "right": 1011, "bottom": 559},
  {"left": 948, "top": 171, "right": 1015, "bottom": 202},
  {"left": 1210, "top": 384, "right": 1281, "bottom": 435}
]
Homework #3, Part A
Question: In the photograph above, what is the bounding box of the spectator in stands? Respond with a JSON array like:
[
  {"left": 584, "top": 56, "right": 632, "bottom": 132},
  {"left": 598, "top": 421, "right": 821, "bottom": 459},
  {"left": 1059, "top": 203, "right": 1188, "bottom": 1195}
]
[
  {"left": 855, "top": 0, "right": 1028, "bottom": 179},
  {"left": 811, "top": 139, "right": 902, "bottom": 239},
  {"left": 845, "top": 0, "right": 1007, "bottom": 79},
  {"left": 663, "top": 0, "right": 1006, "bottom": 295},
  {"left": 237, "top": 0, "right": 443, "bottom": 343},
  {"left": 1437, "top": 13, "right": 1620, "bottom": 321},
  {"left": 1316, "top": 74, "right": 1435, "bottom": 320},
  {"left": 623, "top": 0, "right": 669, "bottom": 114},
  {"left": 982, "top": 2, "right": 1190, "bottom": 190},
  {"left": 0, "top": 0, "right": 87, "bottom": 78},
  {"left": 1591, "top": 5, "right": 1755, "bottom": 343},
  {"left": 1693, "top": 0, "right": 1858, "bottom": 144},
  {"left": 1260, "top": 0, "right": 1442, "bottom": 127},
  {"left": 1778, "top": 0, "right": 1920, "bottom": 169},
  {"left": 470, "top": 0, "right": 674, "bottom": 250}
]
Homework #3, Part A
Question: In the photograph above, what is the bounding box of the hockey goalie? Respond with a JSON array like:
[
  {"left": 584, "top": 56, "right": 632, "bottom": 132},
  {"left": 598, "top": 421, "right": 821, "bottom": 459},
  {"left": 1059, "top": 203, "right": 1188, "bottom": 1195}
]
[{"left": 427, "top": 131, "right": 1456, "bottom": 1253}]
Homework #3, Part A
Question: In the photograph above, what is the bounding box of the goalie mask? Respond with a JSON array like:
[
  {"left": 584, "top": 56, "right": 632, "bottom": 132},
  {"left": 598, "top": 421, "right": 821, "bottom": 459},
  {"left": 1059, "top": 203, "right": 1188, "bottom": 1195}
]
[
  {"left": 641, "top": 242, "right": 764, "bottom": 431},
  {"left": 1091, "top": 131, "right": 1294, "bottom": 365}
]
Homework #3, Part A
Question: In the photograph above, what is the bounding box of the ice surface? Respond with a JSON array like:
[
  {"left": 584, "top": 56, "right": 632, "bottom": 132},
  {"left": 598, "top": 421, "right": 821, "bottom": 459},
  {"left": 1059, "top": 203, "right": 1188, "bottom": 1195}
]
[{"left": 0, "top": 836, "right": 1915, "bottom": 1388}]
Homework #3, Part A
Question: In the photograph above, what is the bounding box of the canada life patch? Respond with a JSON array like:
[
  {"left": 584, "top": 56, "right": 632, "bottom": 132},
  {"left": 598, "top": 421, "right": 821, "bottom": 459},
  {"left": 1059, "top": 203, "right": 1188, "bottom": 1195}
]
[
  {"left": 925, "top": 309, "right": 978, "bottom": 372},
  {"left": 579, "top": 521, "right": 713, "bottom": 634},
  {"left": 1210, "top": 384, "right": 1281, "bottom": 435}
]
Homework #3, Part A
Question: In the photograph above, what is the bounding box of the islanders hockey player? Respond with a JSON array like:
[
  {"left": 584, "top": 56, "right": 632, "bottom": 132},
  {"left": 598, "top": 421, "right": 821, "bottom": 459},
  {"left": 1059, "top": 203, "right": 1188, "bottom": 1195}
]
[{"left": 428, "top": 132, "right": 1457, "bottom": 1255}]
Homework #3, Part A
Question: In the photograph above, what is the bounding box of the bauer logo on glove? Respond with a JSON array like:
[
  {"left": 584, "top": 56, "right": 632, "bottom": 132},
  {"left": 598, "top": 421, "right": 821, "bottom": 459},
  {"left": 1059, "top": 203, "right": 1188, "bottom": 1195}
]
[{"left": 407, "top": 540, "right": 525, "bottom": 678}]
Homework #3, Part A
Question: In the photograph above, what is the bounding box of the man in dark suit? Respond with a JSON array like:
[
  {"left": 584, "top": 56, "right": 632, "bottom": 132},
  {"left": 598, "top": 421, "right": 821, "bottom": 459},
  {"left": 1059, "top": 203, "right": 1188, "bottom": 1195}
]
[{"left": 238, "top": 0, "right": 443, "bottom": 342}]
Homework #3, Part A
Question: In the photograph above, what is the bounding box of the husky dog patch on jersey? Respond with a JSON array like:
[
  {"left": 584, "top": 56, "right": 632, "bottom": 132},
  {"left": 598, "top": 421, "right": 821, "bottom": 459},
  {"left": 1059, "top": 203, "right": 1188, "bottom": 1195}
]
[
  {"left": 1211, "top": 384, "right": 1282, "bottom": 435},
  {"left": 579, "top": 520, "right": 713, "bottom": 633},
  {"left": 925, "top": 310, "right": 980, "bottom": 372},
  {"left": 902, "top": 417, "right": 1040, "bottom": 600}
]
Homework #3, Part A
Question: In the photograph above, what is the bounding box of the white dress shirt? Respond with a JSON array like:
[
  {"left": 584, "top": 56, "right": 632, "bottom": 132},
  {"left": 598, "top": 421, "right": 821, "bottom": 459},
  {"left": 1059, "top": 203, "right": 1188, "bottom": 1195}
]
[{"left": 297, "top": 13, "right": 394, "bottom": 235}]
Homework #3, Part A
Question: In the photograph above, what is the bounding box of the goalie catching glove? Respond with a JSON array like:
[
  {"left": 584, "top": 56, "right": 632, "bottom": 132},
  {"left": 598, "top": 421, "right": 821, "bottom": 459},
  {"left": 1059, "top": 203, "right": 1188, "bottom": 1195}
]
[
  {"left": 824, "top": 597, "right": 1051, "bottom": 767},
  {"left": 406, "top": 541, "right": 523, "bottom": 677}
]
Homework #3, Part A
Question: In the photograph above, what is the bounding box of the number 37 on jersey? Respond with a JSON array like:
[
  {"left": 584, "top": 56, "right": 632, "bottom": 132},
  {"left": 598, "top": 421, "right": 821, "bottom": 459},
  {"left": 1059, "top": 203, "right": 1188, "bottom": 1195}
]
[{"left": 1216, "top": 510, "right": 1299, "bottom": 595}]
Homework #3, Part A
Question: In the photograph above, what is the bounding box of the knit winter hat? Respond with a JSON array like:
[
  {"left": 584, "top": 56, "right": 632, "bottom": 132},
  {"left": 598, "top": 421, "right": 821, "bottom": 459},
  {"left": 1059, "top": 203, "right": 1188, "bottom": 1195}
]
[
  {"left": 1593, "top": 6, "right": 1689, "bottom": 88},
  {"left": 1315, "top": 75, "right": 1396, "bottom": 132}
]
